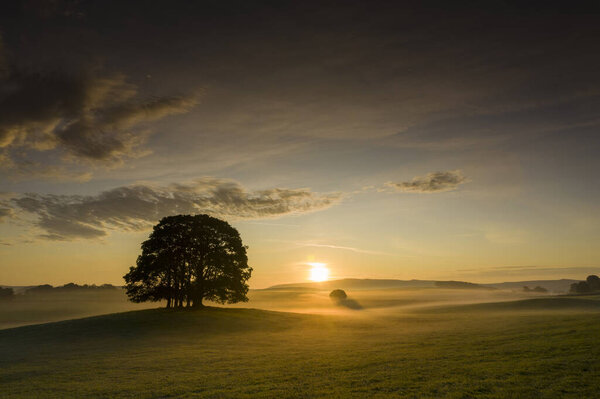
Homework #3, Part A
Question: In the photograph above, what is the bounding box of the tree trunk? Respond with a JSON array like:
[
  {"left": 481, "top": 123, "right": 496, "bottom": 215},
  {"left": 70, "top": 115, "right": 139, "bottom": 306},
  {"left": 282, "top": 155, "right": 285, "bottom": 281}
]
[{"left": 166, "top": 297, "right": 171, "bottom": 308}]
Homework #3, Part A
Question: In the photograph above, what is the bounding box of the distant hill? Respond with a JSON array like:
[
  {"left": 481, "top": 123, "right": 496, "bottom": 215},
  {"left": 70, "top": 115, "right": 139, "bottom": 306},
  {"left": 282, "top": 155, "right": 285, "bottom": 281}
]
[
  {"left": 483, "top": 279, "right": 579, "bottom": 293},
  {"left": 265, "top": 278, "right": 436, "bottom": 291},
  {"left": 266, "top": 278, "right": 580, "bottom": 293},
  {"left": 435, "top": 281, "right": 495, "bottom": 290}
]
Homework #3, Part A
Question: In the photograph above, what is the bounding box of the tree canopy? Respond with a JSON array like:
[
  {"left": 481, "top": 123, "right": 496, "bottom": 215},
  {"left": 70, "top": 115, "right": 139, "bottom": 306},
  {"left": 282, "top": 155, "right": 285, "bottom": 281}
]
[
  {"left": 329, "top": 289, "right": 347, "bottom": 300},
  {"left": 124, "top": 214, "right": 252, "bottom": 308},
  {"left": 569, "top": 275, "right": 600, "bottom": 294}
]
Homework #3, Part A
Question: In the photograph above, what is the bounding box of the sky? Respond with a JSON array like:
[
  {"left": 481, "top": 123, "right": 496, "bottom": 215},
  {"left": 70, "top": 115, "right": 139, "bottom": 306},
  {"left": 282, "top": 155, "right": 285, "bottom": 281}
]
[{"left": 1, "top": 0, "right": 599, "bottom": 288}]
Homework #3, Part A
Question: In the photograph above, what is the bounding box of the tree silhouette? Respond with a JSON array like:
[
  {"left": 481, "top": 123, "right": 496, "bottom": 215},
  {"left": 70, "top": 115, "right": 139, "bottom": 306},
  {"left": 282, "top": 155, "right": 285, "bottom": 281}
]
[
  {"left": 329, "top": 289, "right": 347, "bottom": 300},
  {"left": 586, "top": 275, "right": 600, "bottom": 291},
  {"left": 569, "top": 275, "right": 600, "bottom": 294},
  {"left": 124, "top": 214, "right": 252, "bottom": 308}
]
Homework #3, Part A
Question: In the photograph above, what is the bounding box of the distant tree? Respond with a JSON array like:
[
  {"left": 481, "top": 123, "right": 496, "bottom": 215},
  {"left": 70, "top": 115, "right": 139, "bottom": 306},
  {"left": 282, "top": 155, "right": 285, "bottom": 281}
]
[
  {"left": 570, "top": 281, "right": 591, "bottom": 294},
  {"left": 124, "top": 214, "right": 252, "bottom": 308},
  {"left": 570, "top": 275, "right": 600, "bottom": 294},
  {"left": 0, "top": 287, "right": 14, "bottom": 300},
  {"left": 329, "top": 289, "right": 347, "bottom": 300},
  {"left": 586, "top": 275, "right": 600, "bottom": 291}
]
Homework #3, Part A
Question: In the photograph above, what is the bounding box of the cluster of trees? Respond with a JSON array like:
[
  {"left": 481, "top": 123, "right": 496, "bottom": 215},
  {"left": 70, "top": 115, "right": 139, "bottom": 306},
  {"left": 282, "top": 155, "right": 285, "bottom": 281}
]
[
  {"left": 0, "top": 287, "right": 14, "bottom": 300},
  {"left": 570, "top": 275, "right": 600, "bottom": 294},
  {"left": 124, "top": 214, "right": 252, "bottom": 308},
  {"left": 523, "top": 285, "right": 548, "bottom": 293},
  {"left": 25, "top": 283, "right": 117, "bottom": 294}
]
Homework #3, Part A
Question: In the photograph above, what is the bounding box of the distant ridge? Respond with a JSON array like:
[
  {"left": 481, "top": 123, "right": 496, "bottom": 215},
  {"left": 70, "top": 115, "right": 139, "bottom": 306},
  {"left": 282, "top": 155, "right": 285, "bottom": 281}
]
[
  {"left": 265, "top": 278, "right": 580, "bottom": 293},
  {"left": 435, "top": 281, "right": 495, "bottom": 290},
  {"left": 483, "top": 279, "right": 579, "bottom": 293},
  {"left": 264, "top": 278, "right": 436, "bottom": 291}
]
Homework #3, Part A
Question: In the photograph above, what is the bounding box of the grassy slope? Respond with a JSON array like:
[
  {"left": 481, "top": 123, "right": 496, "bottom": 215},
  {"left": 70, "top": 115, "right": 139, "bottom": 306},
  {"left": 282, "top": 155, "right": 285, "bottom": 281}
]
[
  {"left": 0, "top": 290, "right": 156, "bottom": 329},
  {"left": 1, "top": 296, "right": 600, "bottom": 398}
]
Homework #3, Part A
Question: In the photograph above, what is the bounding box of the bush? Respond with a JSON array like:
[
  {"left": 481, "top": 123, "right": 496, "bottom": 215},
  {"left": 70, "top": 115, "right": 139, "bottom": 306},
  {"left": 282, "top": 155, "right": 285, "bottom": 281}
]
[
  {"left": 570, "top": 275, "right": 600, "bottom": 294},
  {"left": 329, "top": 289, "right": 347, "bottom": 300},
  {"left": 586, "top": 275, "right": 600, "bottom": 291}
]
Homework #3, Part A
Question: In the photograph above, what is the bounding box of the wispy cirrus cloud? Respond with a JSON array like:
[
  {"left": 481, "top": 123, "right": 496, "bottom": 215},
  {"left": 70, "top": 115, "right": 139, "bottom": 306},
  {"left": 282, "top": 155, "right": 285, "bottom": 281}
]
[
  {"left": 6, "top": 178, "right": 342, "bottom": 241},
  {"left": 387, "top": 170, "right": 468, "bottom": 193},
  {"left": 293, "top": 241, "right": 392, "bottom": 256}
]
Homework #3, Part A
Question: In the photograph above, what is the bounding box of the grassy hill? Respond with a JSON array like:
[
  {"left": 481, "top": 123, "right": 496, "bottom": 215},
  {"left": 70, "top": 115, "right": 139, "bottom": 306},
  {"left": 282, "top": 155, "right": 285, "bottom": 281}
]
[
  {"left": 0, "top": 288, "right": 156, "bottom": 329},
  {"left": 1, "top": 296, "right": 599, "bottom": 398}
]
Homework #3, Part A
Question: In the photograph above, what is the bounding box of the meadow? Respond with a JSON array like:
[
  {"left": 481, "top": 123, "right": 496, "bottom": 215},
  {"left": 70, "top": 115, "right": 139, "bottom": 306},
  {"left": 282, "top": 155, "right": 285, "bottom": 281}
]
[{"left": 1, "top": 288, "right": 599, "bottom": 398}]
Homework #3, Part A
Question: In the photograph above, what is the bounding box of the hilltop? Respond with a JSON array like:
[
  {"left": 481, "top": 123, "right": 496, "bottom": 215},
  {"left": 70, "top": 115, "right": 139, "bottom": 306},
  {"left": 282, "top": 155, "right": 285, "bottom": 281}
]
[{"left": 1, "top": 297, "right": 600, "bottom": 398}]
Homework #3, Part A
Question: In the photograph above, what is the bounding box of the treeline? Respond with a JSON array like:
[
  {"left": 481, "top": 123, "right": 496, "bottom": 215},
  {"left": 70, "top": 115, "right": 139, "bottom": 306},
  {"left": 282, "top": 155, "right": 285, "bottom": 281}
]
[
  {"left": 26, "top": 283, "right": 118, "bottom": 294},
  {"left": 0, "top": 283, "right": 119, "bottom": 300},
  {"left": 570, "top": 275, "right": 600, "bottom": 294}
]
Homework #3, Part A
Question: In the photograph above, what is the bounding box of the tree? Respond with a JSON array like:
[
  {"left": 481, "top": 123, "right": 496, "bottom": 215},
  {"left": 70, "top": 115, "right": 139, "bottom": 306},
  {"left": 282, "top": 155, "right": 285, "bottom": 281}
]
[
  {"left": 329, "top": 289, "right": 347, "bottom": 300},
  {"left": 570, "top": 275, "right": 600, "bottom": 294},
  {"left": 570, "top": 281, "right": 591, "bottom": 294},
  {"left": 124, "top": 214, "right": 252, "bottom": 308},
  {"left": 586, "top": 275, "right": 600, "bottom": 291}
]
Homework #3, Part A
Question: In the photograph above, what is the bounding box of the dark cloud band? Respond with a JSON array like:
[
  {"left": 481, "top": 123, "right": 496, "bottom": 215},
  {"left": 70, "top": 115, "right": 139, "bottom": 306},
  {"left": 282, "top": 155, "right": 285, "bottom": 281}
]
[
  {"left": 8, "top": 178, "right": 342, "bottom": 240},
  {"left": 0, "top": 68, "right": 197, "bottom": 166}
]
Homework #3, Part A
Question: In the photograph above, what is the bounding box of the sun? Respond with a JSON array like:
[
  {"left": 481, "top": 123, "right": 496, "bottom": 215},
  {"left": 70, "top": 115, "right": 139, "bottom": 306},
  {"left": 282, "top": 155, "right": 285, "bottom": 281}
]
[{"left": 308, "top": 262, "right": 329, "bottom": 282}]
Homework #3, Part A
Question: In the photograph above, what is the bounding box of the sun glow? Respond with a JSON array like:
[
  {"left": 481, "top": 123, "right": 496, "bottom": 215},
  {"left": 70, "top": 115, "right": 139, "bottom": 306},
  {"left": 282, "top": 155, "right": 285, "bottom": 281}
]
[{"left": 308, "top": 262, "right": 329, "bottom": 282}]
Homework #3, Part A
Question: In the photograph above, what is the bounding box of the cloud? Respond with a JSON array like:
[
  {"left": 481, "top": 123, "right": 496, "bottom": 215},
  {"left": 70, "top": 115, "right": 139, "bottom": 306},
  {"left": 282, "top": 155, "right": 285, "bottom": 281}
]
[
  {"left": 292, "top": 241, "right": 392, "bottom": 256},
  {"left": 7, "top": 178, "right": 342, "bottom": 240},
  {"left": 0, "top": 154, "right": 92, "bottom": 182},
  {"left": 387, "top": 170, "right": 468, "bottom": 193},
  {"left": 0, "top": 207, "right": 13, "bottom": 221},
  {"left": 0, "top": 68, "right": 198, "bottom": 167}
]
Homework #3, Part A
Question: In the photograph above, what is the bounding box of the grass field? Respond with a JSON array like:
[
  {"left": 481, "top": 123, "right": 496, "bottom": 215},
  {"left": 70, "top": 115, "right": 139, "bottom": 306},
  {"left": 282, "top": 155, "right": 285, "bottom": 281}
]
[{"left": 1, "top": 290, "right": 599, "bottom": 398}]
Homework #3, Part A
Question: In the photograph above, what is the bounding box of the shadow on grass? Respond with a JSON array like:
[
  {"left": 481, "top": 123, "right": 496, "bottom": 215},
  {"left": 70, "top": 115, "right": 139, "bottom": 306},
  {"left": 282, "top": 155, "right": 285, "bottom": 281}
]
[
  {"left": 331, "top": 298, "right": 363, "bottom": 310},
  {"left": 423, "top": 296, "right": 600, "bottom": 314},
  {"left": 0, "top": 307, "right": 318, "bottom": 361}
]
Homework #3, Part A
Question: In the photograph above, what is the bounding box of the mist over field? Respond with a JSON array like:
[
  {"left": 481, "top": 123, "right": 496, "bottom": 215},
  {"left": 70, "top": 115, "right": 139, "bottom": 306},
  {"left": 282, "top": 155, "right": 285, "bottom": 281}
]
[
  {"left": 2, "top": 0, "right": 600, "bottom": 397},
  {"left": 0, "top": 278, "right": 582, "bottom": 329},
  {"left": 2, "top": 282, "right": 600, "bottom": 398}
]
